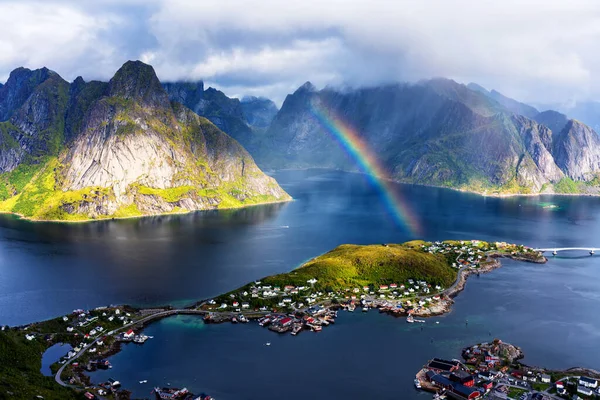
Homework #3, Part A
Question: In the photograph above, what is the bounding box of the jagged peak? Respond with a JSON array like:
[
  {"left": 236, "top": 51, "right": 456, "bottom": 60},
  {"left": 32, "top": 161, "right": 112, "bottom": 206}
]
[
  {"left": 295, "top": 81, "right": 317, "bottom": 94},
  {"left": 108, "top": 60, "right": 169, "bottom": 107},
  {"left": 72, "top": 76, "right": 85, "bottom": 85},
  {"left": 4, "top": 66, "right": 56, "bottom": 87}
]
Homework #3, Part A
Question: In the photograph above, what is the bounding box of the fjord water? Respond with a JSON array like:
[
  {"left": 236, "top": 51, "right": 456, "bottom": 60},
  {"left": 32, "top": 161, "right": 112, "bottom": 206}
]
[{"left": 2, "top": 170, "right": 600, "bottom": 398}]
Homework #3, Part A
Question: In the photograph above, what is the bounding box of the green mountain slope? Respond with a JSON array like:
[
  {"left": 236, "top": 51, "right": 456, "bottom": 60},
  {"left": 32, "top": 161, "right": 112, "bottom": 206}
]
[{"left": 0, "top": 61, "right": 290, "bottom": 221}]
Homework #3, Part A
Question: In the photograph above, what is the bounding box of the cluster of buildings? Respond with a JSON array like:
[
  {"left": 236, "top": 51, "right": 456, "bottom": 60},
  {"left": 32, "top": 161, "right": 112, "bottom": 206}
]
[
  {"left": 152, "top": 387, "right": 214, "bottom": 400},
  {"left": 422, "top": 240, "right": 491, "bottom": 268},
  {"left": 417, "top": 340, "right": 600, "bottom": 400},
  {"left": 421, "top": 358, "right": 484, "bottom": 400}
]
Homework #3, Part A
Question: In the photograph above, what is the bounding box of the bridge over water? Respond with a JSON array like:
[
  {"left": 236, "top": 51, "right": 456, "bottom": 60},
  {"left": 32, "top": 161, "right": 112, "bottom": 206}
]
[{"left": 535, "top": 247, "right": 600, "bottom": 255}]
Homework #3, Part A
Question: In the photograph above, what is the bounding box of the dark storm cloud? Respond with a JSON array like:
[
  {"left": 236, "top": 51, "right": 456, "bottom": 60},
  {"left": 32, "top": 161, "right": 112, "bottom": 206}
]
[{"left": 1, "top": 0, "right": 599, "bottom": 105}]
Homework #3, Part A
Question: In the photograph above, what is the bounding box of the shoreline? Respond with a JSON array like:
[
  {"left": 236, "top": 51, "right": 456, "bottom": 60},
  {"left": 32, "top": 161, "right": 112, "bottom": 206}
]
[
  {"left": 65, "top": 250, "right": 549, "bottom": 389},
  {"left": 5, "top": 240, "right": 550, "bottom": 398},
  {"left": 270, "top": 167, "right": 600, "bottom": 198},
  {"left": 0, "top": 197, "right": 293, "bottom": 224}
]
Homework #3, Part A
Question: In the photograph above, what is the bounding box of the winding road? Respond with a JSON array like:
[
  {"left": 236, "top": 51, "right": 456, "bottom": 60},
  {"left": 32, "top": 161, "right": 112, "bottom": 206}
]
[{"left": 54, "top": 309, "right": 203, "bottom": 387}]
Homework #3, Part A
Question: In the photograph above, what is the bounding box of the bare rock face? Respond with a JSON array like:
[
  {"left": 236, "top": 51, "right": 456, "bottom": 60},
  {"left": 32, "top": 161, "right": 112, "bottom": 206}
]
[
  {"left": 0, "top": 61, "right": 290, "bottom": 220},
  {"left": 260, "top": 79, "right": 600, "bottom": 193},
  {"left": 553, "top": 120, "right": 600, "bottom": 181}
]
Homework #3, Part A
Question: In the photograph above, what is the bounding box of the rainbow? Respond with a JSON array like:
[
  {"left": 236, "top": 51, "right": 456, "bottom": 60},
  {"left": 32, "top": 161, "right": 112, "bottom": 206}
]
[{"left": 309, "top": 98, "right": 422, "bottom": 236}]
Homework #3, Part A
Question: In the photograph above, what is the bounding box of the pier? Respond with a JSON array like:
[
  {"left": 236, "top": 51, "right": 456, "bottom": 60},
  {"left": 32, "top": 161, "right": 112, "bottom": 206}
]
[{"left": 535, "top": 247, "right": 599, "bottom": 256}]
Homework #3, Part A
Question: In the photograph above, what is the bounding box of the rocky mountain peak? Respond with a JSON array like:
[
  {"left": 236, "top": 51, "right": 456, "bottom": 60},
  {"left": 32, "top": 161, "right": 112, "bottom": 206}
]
[
  {"left": 0, "top": 66, "right": 59, "bottom": 121},
  {"left": 296, "top": 81, "right": 317, "bottom": 94},
  {"left": 108, "top": 60, "right": 169, "bottom": 108}
]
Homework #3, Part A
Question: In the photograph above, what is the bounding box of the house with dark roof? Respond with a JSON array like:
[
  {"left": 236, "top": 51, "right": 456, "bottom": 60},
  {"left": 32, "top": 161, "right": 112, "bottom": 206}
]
[
  {"left": 577, "top": 386, "right": 594, "bottom": 396},
  {"left": 427, "top": 358, "right": 460, "bottom": 373},
  {"left": 579, "top": 376, "right": 598, "bottom": 388},
  {"left": 450, "top": 370, "right": 475, "bottom": 387},
  {"left": 428, "top": 372, "right": 480, "bottom": 400}
]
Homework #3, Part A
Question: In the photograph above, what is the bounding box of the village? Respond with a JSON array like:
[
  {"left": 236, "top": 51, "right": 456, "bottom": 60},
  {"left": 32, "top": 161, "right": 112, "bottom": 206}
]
[
  {"left": 10, "top": 240, "right": 544, "bottom": 399},
  {"left": 200, "top": 240, "right": 542, "bottom": 336},
  {"left": 415, "top": 339, "right": 600, "bottom": 400}
]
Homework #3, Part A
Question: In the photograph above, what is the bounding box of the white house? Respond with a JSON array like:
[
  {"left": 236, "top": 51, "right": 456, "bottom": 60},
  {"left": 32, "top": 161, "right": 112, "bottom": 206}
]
[
  {"left": 540, "top": 374, "right": 551, "bottom": 383},
  {"left": 579, "top": 376, "right": 598, "bottom": 389},
  {"left": 67, "top": 326, "right": 74, "bottom": 332},
  {"left": 63, "top": 316, "right": 69, "bottom": 322},
  {"left": 577, "top": 386, "right": 593, "bottom": 396},
  {"left": 25, "top": 334, "right": 35, "bottom": 341}
]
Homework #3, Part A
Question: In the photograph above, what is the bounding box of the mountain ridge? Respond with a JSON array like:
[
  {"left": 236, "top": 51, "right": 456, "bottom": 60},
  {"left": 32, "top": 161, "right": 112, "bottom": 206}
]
[
  {"left": 0, "top": 60, "right": 290, "bottom": 221},
  {"left": 252, "top": 78, "right": 600, "bottom": 195}
]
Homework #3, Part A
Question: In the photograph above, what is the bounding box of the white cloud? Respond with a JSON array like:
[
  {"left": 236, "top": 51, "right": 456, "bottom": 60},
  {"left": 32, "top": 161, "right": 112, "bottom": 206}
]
[{"left": 1, "top": 0, "right": 600, "bottom": 106}]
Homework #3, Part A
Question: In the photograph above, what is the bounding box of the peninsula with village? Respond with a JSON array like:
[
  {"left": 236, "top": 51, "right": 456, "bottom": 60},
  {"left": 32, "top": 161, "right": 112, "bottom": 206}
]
[
  {"left": 415, "top": 338, "right": 600, "bottom": 400},
  {"left": 0, "top": 240, "right": 548, "bottom": 399}
]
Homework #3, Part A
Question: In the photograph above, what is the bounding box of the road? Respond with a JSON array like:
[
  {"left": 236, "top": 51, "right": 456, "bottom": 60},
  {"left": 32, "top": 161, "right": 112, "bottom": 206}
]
[{"left": 54, "top": 309, "right": 201, "bottom": 387}]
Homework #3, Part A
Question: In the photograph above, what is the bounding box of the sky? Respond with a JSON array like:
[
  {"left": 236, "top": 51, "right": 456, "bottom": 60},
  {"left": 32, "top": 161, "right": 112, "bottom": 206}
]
[{"left": 1, "top": 0, "right": 600, "bottom": 106}]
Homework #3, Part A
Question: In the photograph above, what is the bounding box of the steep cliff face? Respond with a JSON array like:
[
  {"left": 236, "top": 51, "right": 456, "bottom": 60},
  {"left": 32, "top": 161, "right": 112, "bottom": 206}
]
[
  {"left": 260, "top": 79, "right": 600, "bottom": 194},
  {"left": 0, "top": 61, "right": 289, "bottom": 220},
  {"left": 553, "top": 120, "right": 600, "bottom": 181},
  {"left": 0, "top": 67, "right": 70, "bottom": 172}
]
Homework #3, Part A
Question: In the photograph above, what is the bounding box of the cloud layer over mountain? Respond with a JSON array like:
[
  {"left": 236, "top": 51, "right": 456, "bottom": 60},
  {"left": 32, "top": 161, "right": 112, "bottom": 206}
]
[{"left": 1, "top": 0, "right": 599, "bottom": 105}]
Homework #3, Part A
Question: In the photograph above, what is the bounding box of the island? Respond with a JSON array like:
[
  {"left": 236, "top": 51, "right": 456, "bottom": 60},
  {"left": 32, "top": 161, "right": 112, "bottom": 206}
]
[
  {"left": 415, "top": 338, "right": 600, "bottom": 400},
  {"left": 0, "top": 240, "right": 546, "bottom": 399}
]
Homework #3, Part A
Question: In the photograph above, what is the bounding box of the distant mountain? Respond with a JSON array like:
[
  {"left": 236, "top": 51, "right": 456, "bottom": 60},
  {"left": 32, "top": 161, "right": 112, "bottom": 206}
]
[
  {"left": 466, "top": 83, "right": 539, "bottom": 118},
  {"left": 0, "top": 61, "right": 289, "bottom": 221},
  {"left": 257, "top": 78, "right": 600, "bottom": 195},
  {"left": 241, "top": 96, "right": 278, "bottom": 129},
  {"left": 535, "top": 101, "right": 600, "bottom": 133},
  {"left": 533, "top": 110, "right": 569, "bottom": 138},
  {"left": 162, "top": 82, "right": 278, "bottom": 154}
]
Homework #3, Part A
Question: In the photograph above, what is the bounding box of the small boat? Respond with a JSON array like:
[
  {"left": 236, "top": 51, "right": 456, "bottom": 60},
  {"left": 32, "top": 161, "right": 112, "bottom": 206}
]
[
  {"left": 291, "top": 324, "right": 302, "bottom": 336},
  {"left": 238, "top": 315, "right": 249, "bottom": 323},
  {"left": 231, "top": 317, "right": 238, "bottom": 324},
  {"left": 435, "top": 321, "right": 440, "bottom": 324},
  {"left": 406, "top": 315, "right": 415, "bottom": 323},
  {"left": 265, "top": 342, "right": 271, "bottom": 346},
  {"left": 414, "top": 379, "right": 421, "bottom": 389},
  {"left": 362, "top": 307, "right": 368, "bottom": 312},
  {"left": 347, "top": 303, "right": 356, "bottom": 312},
  {"left": 108, "top": 378, "right": 121, "bottom": 388},
  {"left": 312, "top": 325, "right": 322, "bottom": 332},
  {"left": 139, "top": 380, "right": 147, "bottom": 384}
]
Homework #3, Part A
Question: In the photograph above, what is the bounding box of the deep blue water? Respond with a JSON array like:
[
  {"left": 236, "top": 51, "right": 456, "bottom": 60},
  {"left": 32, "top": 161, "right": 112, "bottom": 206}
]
[
  {"left": 3, "top": 169, "right": 600, "bottom": 399},
  {"left": 41, "top": 343, "right": 72, "bottom": 376}
]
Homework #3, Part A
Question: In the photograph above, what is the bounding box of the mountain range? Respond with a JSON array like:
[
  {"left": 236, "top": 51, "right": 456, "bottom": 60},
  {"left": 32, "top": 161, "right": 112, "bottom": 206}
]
[
  {"left": 238, "top": 79, "right": 599, "bottom": 195},
  {"left": 0, "top": 61, "right": 290, "bottom": 221},
  {"left": 2, "top": 60, "right": 600, "bottom": 221}
]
